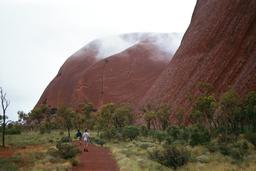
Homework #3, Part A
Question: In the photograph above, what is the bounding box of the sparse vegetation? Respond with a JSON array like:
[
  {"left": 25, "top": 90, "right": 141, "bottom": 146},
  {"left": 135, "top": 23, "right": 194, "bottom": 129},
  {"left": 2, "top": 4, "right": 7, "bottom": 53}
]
[
  {"left": 55, "top": 141, "right": 80, "bottom": 159},
  {"left": 149, "top": 145, "right": 189, "bottom": 169},
  {"left": 0, "top": 130, "right": 79, "bottom": 170},
  {"left": 1, "top": 83, "right": 256, "bottom": 170}
]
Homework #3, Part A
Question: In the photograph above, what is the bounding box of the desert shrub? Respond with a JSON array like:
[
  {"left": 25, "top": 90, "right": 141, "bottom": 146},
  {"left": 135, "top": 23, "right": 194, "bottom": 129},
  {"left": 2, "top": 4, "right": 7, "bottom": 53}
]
[
  {"left": 94, "top": 138, "right": 106, "bottom": 146},
  {"left": 196, "top": 155, "right": 210, "bottom": 163},
  {"left": 39, "top": 126, "right": 50, "bottom": 134},
  {"left": 178, "top": 128, "right": 190, "bottom": 142},
  {"left": 60, "top": 136, "right": 71, "bottom": 143},
  {"left": 39, "top": 122, "right": 53, "bottom": 134},
  {"left": 165, "top": 126, "right": 190, "bottom": 144},
  {"left": 229, "top": 139, "right": 250, "bottom": 160},
  {"left": 47, "top": 147, "right": 59, "bottom": 158},
  {"left": 188, "top": 125, "right": 210, "bottom": 146},
  {"left": 166, "top": 136, "right": 174, "bottom": 145},
  {"left": 139, "top": 125, "right": 149, "bottom": 136},
  {"left": 218, "top": 143, "right": 230, "bottom": 156},
  {"left": 151, "top": 130, "right": 166, "bottom": 143},
  {"left": 29, "top": 152, "right": 45, "bottom": 162},
  {"left": 122, "top": 126, "right": 140, "bottom": 141},
  {"left": 70, "top": 158, "right": 79, "bottom": 166},
  {"left": 5, "top": 128, "right": 21, "bottom": 135},
  {"left": 149, "top": 145, "right": 189, "bottom": 169},
  {"left": 56, "top": 142, "right": 80, "bottom": 159},
  {"left": 167, "top": 126, "right": 180, "bottom": 139},
  {"left": 245, "top": 132, "right": 256, "bottom": 146},
  {"left": 217, "top": 133, "right": 237, "bottom": 144},
  {"left": 210, "top": 137, "right": 251, "bottom": 160},
  {"left": 138, "top": 142, "right": 152, "bottom": 149},
  {"left": 0, "top": 155, "right": 23, "bottom": 171},
  {"left": 206, "top": 142, "right": 219, "bottom": 153},
  {"left": 48, "top": 139, "right": 54, "bottom": 143},
  {"left": 99, "top": 128, "right": 122, "bottom": 140}
]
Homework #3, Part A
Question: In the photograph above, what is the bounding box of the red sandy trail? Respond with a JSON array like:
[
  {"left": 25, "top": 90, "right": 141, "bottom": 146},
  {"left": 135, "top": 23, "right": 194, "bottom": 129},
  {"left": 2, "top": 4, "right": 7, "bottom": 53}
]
[{"left": 72, "top": 143, "right": 118, "bottom": 171}]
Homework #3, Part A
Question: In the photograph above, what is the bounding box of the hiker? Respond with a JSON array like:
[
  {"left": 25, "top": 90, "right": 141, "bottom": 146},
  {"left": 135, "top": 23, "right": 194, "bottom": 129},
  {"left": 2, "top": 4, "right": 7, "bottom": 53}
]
[
  {"left": 76, "top": 129, "right": 82, "bottom": 145},
  {"left": 82, "top": 129, "right": 90, "bottom": 152}
]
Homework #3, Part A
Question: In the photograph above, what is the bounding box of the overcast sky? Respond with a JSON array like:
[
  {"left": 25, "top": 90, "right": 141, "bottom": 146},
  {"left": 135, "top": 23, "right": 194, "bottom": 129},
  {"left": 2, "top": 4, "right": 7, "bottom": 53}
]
[{"left": 0, "top": 0, "right": 196, "bottom": 120}]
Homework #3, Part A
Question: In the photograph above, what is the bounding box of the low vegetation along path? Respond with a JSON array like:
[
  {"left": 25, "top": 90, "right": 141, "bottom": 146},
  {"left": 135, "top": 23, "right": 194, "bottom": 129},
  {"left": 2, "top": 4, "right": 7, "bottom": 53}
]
[{"left": 72, "top": 142, "right": 118, "bottom": 171}]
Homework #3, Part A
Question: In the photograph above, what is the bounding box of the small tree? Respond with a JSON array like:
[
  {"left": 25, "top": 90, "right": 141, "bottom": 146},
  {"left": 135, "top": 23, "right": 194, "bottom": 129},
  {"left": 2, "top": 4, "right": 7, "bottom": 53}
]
[
  {"left": 243, "top": 91, "right": 256, "bottom": 131},
  {"left": 143, "top": 111, "right": 157, "bottom": 129},
  {"left": 122, "top": 126, "right": 139, "bottom": 141},
  {"left": 57, "top": 107, "right": 75, "bottom": 138},
  {"left": 197, "top": 82, "right": 214, "bottom": 95},
  {"left": 81, "top": 103, "right": 94, "bottom": 129},
  {"left": 219, "top": 89, "right": 242, "bottom": 134},
  {"left": 96, "top": 103, "right": 115, "bottom": 130},
  {"left": 28, "top": 106, "right": 46, "bottom": 125},
  {"left": 112, "top": 104, "right": 133, "bottom": 128},
  {"left": 73, "top": 112, "right": 85, "bottom": 130},
  {"left": 191, "top": 95, "right": 217, "bottom": 129},
  {"left": 0, "top": 87, "right": 10, "bottom": 147},
  {"left": 175, "top": 109, "right": 184, "bottom": 126},
  {"left": 156, "top": 104, "right": 171, "bottom": 130},
  {"left": 17, "top": 111, "right": 28, "bottom": 124}
]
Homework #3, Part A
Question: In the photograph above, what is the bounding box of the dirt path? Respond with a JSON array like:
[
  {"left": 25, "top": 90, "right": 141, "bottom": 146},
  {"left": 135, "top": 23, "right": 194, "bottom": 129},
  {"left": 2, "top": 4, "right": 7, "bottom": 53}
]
[{"left": 72, "top": 142, "right": 118, "bottom": 171}]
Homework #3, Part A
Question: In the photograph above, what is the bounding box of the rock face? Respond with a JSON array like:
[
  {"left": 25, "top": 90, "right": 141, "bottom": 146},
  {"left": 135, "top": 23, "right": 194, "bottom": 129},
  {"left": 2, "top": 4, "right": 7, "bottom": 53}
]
[
  {"left": 37, "top": 33, "right": 181, "bottom": 109},
  {"left": 139, "top": 0, "right": 256, "bottom": 120}
]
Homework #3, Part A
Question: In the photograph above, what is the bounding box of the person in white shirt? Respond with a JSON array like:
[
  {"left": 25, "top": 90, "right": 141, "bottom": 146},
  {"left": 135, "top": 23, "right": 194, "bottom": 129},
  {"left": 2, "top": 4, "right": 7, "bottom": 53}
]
[{"left": 82, "top": 129, "right": 90, "bottom": 152}]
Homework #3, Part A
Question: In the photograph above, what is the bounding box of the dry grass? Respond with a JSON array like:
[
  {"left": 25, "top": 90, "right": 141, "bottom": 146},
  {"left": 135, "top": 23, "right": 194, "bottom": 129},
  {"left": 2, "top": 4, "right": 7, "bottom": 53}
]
[
  {"left": 106, "top": 137, "right": 256, "bottom": 171},
  {"left": 0, "top": 130, "right": 75, "bottom": 171}
]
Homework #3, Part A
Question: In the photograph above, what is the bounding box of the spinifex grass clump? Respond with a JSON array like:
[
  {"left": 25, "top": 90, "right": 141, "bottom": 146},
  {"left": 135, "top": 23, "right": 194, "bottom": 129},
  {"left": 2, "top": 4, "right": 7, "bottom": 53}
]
[
  {"left": 121, "top": 126, "right": 140, "bottom": 141},
  {"left": 56, "top": 141, "right": 80, "bottom": 159},
  {"left": 149, "top": 145, "right": 190, "bottom": 169},
  {"left": 53, "top": 136, "right": 79, "bottom": 159}
]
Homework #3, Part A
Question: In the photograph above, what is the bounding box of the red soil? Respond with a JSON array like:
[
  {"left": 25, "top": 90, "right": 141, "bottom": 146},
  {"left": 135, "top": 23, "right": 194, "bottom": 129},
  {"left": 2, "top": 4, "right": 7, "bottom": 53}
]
[
  {"left": 0, "top": 148, "right": 14, "bottom": 158},
  {"left": 72, "top": 143, "right": 118, "bottom": 171}
]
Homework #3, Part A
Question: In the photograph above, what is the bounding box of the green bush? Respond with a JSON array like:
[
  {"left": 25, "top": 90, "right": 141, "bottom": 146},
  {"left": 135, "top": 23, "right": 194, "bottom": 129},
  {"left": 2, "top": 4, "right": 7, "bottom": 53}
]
[
  {"left": 0, "top": 155, "right": 23, "bottom": 171},
  {"left": 206, "top": 142, "right": 219, "bottom": 153},
  {"left": 122, "top": 126, "right": 140, "bottom": 141},
  {"left": 149, "top": 145, "right": 189, "bottom": 169},
  {"left": 165, "top": 126, "right": 190, "bottom": 144},
  {"left": 5, "top": 128, "right": 21, "bottom": 135},
  {"left": 245, "top": 132, "right": 256, "bottom": 146},
  {"left": 39, "top": 125, "right": 51, "bottom": 134},
  {"left": 218, "top": 143, "right": 230, "bottom": 156},
  {"left": 60, "top": 136, "right": 71, "bottom": 143},
  {"left": 210, "top": 138, "right": 251, "bottom": 160},
  {"left": 47, "top": 147, "right": 59, "bottom": 158},
  {"left": 167, "top": 126, "right": 180, "bottom": 139},
  {"left": 178, "top": 128, "right": 190, "bottom": 142},
  {"left": 188, "top": 125, "right": 210, "bottom": 146},
  {"left": 94, "top": 138, "right": 106, "bottom": 146},
  {"left": 139, "top": 125, "right": 148, "bottom": 136},
  {"left": 99, "top": 128, "right": 122, "bottom": 140},
  {"left": 229, "top": 139, "right": 250, "bottom": 160},
  {"left": 151, "top": 131, "right": 166, "bottom": 143},
  {"left": 138, "top": 142, "right": 152, "bottom": 149},
  {"left": 56, "top": 142, "right": 80, "bottom": 159},
  {"left": 217, "top": 133, "right": 237, "bottom": 144},
  {"left": 196, "top": 155, "right": 210, "bottom": 163}
]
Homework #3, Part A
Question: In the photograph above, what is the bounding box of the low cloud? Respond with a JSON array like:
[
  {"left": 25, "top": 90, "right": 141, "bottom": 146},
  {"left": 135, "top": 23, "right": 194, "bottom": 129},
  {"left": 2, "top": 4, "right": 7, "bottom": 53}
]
[{"left": 92, "top": 32, "right": 183, "bottom": 59}]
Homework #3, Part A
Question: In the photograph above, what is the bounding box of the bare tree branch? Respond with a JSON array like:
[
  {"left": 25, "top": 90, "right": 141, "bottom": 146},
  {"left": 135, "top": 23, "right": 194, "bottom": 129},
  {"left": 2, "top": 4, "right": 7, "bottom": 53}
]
[{"left": 0, "top": 86, "right": 10, "bottom": 147}]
